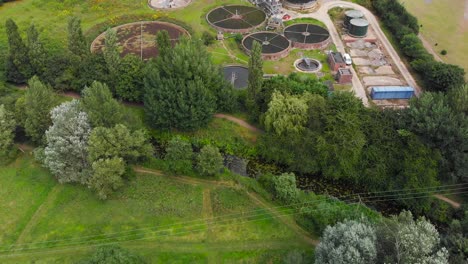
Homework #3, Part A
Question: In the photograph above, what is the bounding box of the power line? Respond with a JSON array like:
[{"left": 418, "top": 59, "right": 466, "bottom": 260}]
[
  {"left": 0, "top": 188, "right": 467, "bottom": 252},
  {"left": 2, "top": 189, "right": 467, "bottom": 257},
  {"left": 4, "top": 182, "right": 466, "bottom": 249}
]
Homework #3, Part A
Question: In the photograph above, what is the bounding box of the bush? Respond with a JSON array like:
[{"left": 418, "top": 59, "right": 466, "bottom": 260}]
[
  {"left": 233, "top": 33, "right": 243, "bottom": 43},
  {"left": 196, "top": 144, "right": 224, "bottom": 176},
  {"left": 201, "top": 31, "right": 215, "bottom": 46},
  {"left": 440, "top": 49, "right": 447, "bottom": 55},
  {"left": 272, "top": 173, "right": 299, "bottom": 204},
  {"left": 78, "top": 245, "right": 146, "bottom": 264},
  {"left": 164, "top": 136, "right": 194, "bottom": 174}
]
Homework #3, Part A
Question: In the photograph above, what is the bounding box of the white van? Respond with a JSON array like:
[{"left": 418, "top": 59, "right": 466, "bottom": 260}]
[{"left": 343, "top": 53, "right": 352, "bottom": 65}]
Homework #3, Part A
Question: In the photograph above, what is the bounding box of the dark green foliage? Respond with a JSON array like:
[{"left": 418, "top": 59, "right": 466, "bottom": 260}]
[
  {"left": 201, "top": 31, "right": 215, "bottom": 46},
  {"left": 155, "top": 30, "right": 171, "bottom": 59},
  {"left": 81, "top": 81, "right": 125, "bottom": 128},
  {"left": 144, "top": 70, "right": 216, "bottom": 131},
  {"left": 246, "top": 40, "right": 263, "bottom": 120},
  {"left": 115, "top": 55, "right": 145, "bottom": 102},
  {"left": 0, "top": 104, "right": 17, "bottom": 162},
  {"left": 145, "top": 37, "right": 233, "bottom": 130},
  {"left": 27, "top": 24, "right": 48, "bottom": 81},
  {"left": 5, "top": 19, "right": 32, "bottom": 83},
  {"left": 164, "top": 136, "right": 194, "bottom": 174},
  {"left": 256, "top": 74, "right": 328, "bottom": 119},
  {"left": 440, "top": 49, "right": 447, "bottom": 55},
  {"left": 78, "top": 245, "right": 146, "bottom": 264},
  {"left": 67, "top": 17, "right": 88, "bottom": 57},
  {"left": 442, "top": 211, "right": 468, "bottom": 263},
  {"left": 405, "top": 92, "right": 468, "bottom": 183},
  {"left": 196, "top": 144, "right": 224, "bottom": 176},
  {"left": 412, "top": 60, "right": 466, "bottom": 92},
  {"left": 22, "top": 76, "right": 58, "bottom": 144}
]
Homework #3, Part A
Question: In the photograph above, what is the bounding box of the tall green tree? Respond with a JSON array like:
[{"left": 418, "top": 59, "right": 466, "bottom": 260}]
[
  {"left": 87, "top": 124, "right": 153, "bottom": 164},
  {"left": 272, "top": 173, "right": 298, "bottom": 204},
  {"left": 317, "top": 92, "right": 366, "bottom": 180},
  {"left": 0, "top": 104, "right": 16, "bottom": 160},
  {"left": 27, "top": 24, "right": 47, "bottom": 80},
  {"left": 164, "top": 136, "right": 193, "bottom": 174},
  {"left": 144, "top": 71, "right": 216, "bottom": 131},
  {"left": 264, "top": 91, "right": 311, "bottom": 135},
  {"left": 155, "top": 30, "right": 171, "bottom": 59},
  {"left": 5, "top": 19, "right": 32, "bottom": 83},
  {"left": 153, "top": 37, "right": 235, "bottom": 112},
  {"left": 23, "top": 76, "right": 57, "bottom": 144},
  {"left": 88, "top": 157, "right": 125, "bottom": 200},
  {"left": 448, "top": 83, "right": 468, "bottom": 115},
  {"left": 406, "top": 92, "right": 468, "bottom": 183},
  {"left": 196, "top": 145, "right": 223, "bottom": 176},
  {"left": 44, "top": 100, "right": 91, "bottom": 184},
  {"left": 67, "top": 16, "right": 88, "bottom": 57},
  {"left": 246, "top": 40, "right": 263, "bottom": 120},
  {"left": 81, "top": 81, "right": 125, "bottom": 128},
  {"left": 115, "top": 55, "right": 145, "bottom": 102},
  {"left": 103, "top": 28, "right": 120, "bottom": 88}
]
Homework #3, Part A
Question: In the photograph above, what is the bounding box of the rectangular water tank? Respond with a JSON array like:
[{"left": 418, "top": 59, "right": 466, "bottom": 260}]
[{"left": 371, "top": 86, "right": 414, "bottom": 100}]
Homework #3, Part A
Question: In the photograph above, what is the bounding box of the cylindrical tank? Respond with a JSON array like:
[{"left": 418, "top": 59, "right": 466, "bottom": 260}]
[
  {"left": 348, "top": 18, "right": 369, "bottom": 38},
  {"left": 344, "top": 10, "right": 364, "bottom": 27}
]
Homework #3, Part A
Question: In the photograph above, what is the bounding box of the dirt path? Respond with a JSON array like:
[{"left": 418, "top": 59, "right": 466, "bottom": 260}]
[
  {"left": 434, "top": 194, "right": 461, "bottom": 208},
  {"left": 245, "top": 191, "right": 319, "bottom": 246},
  {"left": 133, "top": 167, "right": 234, "bottom": 188},
  {"left": 418, "top": 35, "right": 443, "bottom": 62},
  {"left": 135, "top": 167, "right": 318, "bottom": 246},
  {"left": 220, "top": 40, "right": 248, "bottom": 64},
  {"left": 12, "top": 185, "right": 63, "bottom": 250},
  {"left": 214, "top": 114, "right": 261, "bottom": 132}
]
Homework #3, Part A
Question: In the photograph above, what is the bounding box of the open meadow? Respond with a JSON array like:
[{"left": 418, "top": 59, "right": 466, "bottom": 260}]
[
  {"left": 0, "top": 153, "right": 313, "bottom": 263},
  {"left": 401, "top": 0, "right": 468, "bottom": 71}
]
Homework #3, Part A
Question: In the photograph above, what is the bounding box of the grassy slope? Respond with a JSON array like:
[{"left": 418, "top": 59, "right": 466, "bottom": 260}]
[
  {"left": 0, "top": 151, "right": 311, "bottom": 263},
  {"left": 401, "top": 0, "right": 468, "bottom": 71}
]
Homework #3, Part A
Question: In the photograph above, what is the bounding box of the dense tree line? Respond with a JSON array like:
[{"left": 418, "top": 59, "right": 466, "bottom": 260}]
[{"left": 372, "top": 0, "right": 465, "bottom": 92}]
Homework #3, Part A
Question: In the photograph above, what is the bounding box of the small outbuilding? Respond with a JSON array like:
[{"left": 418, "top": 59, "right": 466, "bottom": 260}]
[
  {"left": 336, "top": 68, "right": 353, "bottom": 84},
  {"left": 328, "top": 51, "right": 346, "bottom": 72}
]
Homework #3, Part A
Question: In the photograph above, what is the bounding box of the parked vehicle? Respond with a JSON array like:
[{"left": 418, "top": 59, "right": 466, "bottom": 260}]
[{"left": 343, "top": 53, "right": 352, "bottom": 65}]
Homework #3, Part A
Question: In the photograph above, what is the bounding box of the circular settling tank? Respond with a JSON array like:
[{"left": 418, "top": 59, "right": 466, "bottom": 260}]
[
  {"left": 206, "top": 5, "right": 266, "bottom": 33},
  {"left": 284, "top": 23, "right": 330, "bottom": 49},
  {"left": 148, "top": 0, "right": 191, "bottom": 9},
  {"left": 294, "top": 58, "right": 322, "bottom": 73},
  {"left": 90, "top": 21, "right": 189, "bottom": 60},
  {"left": 223, "top": 65, "right": 249, "bottom": 89},
  {"left": 242, "top": 32, "right": 291, "bottom": 60},
  {"left": 283, "top": 0, "right": 318, "bottom": 11}
]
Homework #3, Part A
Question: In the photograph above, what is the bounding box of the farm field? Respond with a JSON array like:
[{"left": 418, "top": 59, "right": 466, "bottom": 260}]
[
  {"left": 0, "top": 154, "right": 313, "bottom": 263},
  {"left": 401, "top": 0, "right": 468, "bottom": 71}
]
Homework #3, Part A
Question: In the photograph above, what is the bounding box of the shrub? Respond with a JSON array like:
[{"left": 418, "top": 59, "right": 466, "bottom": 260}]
[
  {"left": 272, "top": 172, "right": 299, "bottom": 204},
  {"left": 201, "top": 31, "right": 215, "bottom": 46},
  {"left": 440, "top": 49, "right": 447, "bottom": 55},
  {"left": 196, "top": 144, "right": 224, "bottom": 176},
  {"left": 164, "top": 136, "right": 194, "bottom": 174}
]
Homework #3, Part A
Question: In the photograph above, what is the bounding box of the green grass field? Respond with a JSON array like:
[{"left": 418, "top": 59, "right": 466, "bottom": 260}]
[
  {"left": 0, "top": 153, "right": 313, "bottom": 263},
  {"left": 401, "top": 0, "right": 468, "bottom": 71}
]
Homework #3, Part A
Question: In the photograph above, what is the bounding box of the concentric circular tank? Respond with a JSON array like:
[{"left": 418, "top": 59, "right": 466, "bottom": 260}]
[
  {"left": 348, "top": 18, "right": 369, "bottom": 38},
  {"left": 344, "top": 10, "right": 364, "bottom": 27}
]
